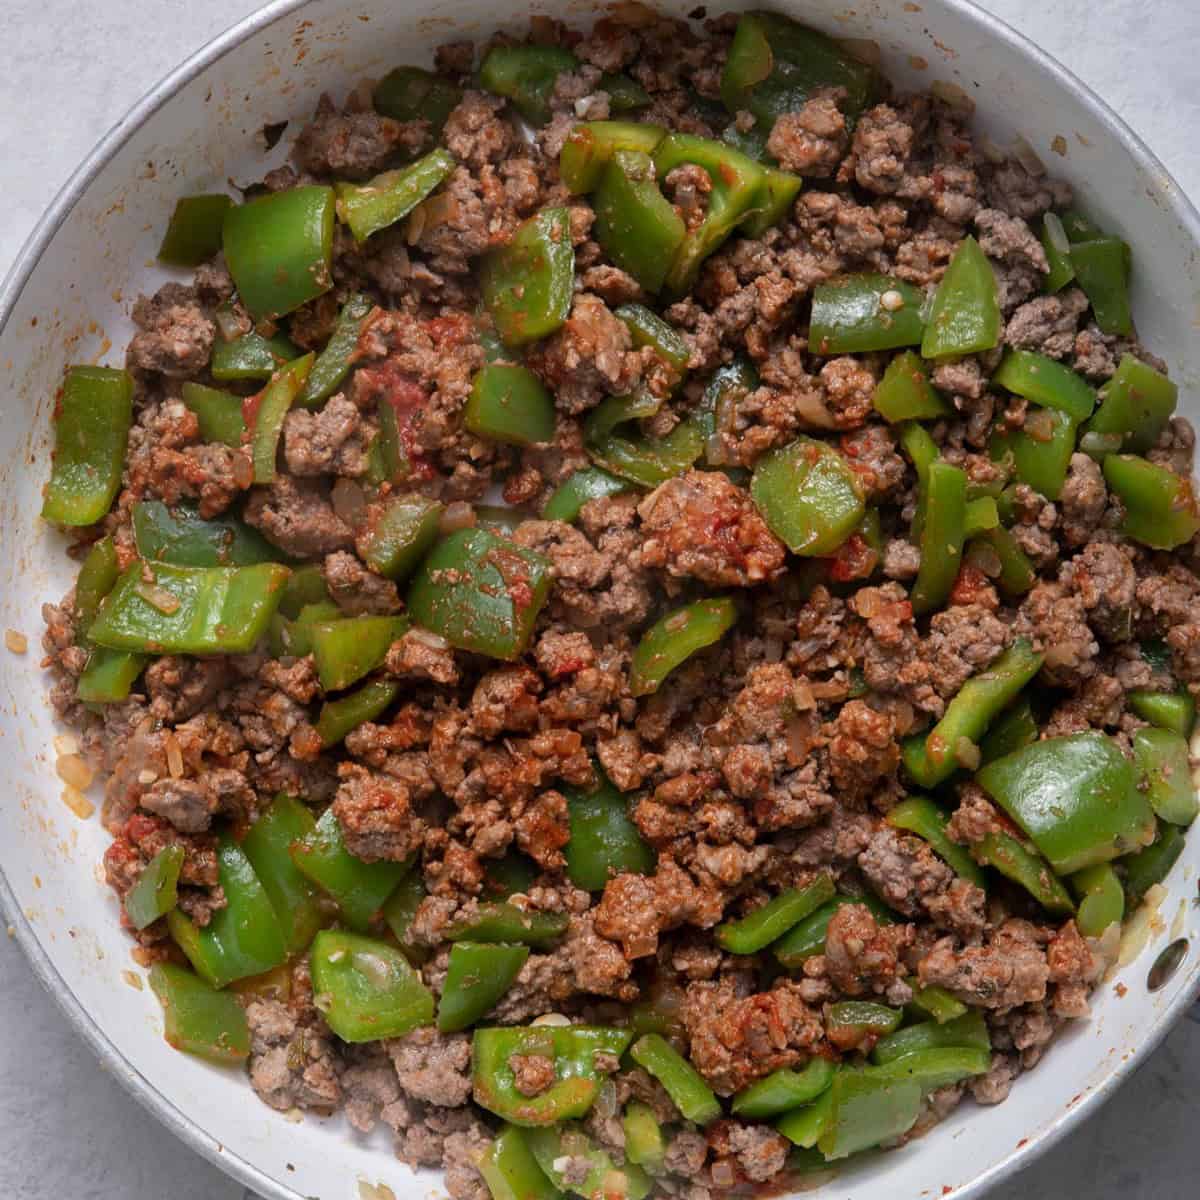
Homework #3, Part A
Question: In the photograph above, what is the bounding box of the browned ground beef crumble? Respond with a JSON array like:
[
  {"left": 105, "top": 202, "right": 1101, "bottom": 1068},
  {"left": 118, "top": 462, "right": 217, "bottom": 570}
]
[{"left": 40, "top": 10, "right": 1197, "bottom": 1198}]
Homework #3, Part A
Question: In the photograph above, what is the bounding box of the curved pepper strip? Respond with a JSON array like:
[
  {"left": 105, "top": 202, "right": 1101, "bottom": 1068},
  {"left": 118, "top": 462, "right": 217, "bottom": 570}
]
[
  {"left": 909, "top": 461, "right": 966, "bottom": 615},
  {"left": 973, "top": 829, "right": 1075, "bottom": 915},
  {"left": 739, "top": 165, "right": 803, "bottom": 237},
  {"left": 315, "top": 678, "right": 402, "bottom": 746},
  {"left": 1128, "top": 689, "right": 1195, "bottom": 738},
  {"left": 124, "top": 845, "right": 185, "bottom": 931},
  {"left": 629, "top": 597, "right": 738, "bottom": 697},
  {"left": 157, "top": 194, "right": 233, "bottom": 267},
  {"left": 587, "top": 419, "right": 705, "bottom": 488},
  {"left": 132, "top": 500, "right": 284, "bottom": 568},
  {"left": 920, "top": 236, "right": 1001, "bottom": 359},
  {"left": 563, "top": 770, "right": 656, "bottom": 892},
  {"left": 979, "top": 696, "right": 1038, "bottom": 764},
  {"left": 630, "top": 1033, "right": 722, "bottom": 1124},
  {"left": 72, "top": 538, "right": 148, "bottom": 705},
  {"left": 731, "top": 1060, "right": 836, "bottom": 1119},
  {"left": 251, "top": 353, "right": 314, "bottom": 484},
  {"left": 1040, "top": 213, "right": 1076, "bottom": 293},
  {"left": 472, "top": 1025, "right": 634, "bottom": 1125},
  {"left": 1132, "top": 727, "right": 1199, "bottom": 826},
  {"left": 479, "top": 45, "right": 579, "bottom": 125},
  {"left": 1070, "top": 863, "right": 1125, "bottom": 936},
  {"left": 437, "top": 942, "right": 530, "bottom": 1033},
  {"left": 886, "top": 797, "right": 987, "bottom": 889},
  {"left": 444, "top": 901, "right": 569, "bottom": 947},
  {"left": 335, "top": 148, "right": 456, "bottom": 243},
  {"left": 1102, "top": 453, "right": 1200, "bottom": 549},
  {"left": 542, "top": 467, "right": 631, "bottom": 523},
  {"left": 559, "top": 120, "right": 666, "bottom": 194},
  {"left": 298, "top": 292, "right": 374, "bottom": 407},
  {"left": 716, "top": 875, "right": 835, "bottom": 954},
  {"left": 148, "top": 963, "right": 251, "bottom": 1064},
  {"left": 827, "top": 1002, "right": 903, "bottom": 1045},
  {"left": 773, "top": 893, "right": 896, "bottom": 968},
  {"left": 481, "top": 207, "right": 575, "bottom": 347},
  {"left": 181, "top": 381, "right": 247, "bottom": 446},
  {"left": 902, "top": 639, "right": 1043, "bottom": 789},
  {"left": 808, "top": 275, "right": 925, "bottom": 355},
  {"left": 383, "top": 871, "right": 431, "bottom": 964},
  {"left": 615, "top": 304, "right": 691, "bottom": 376},
  {"left": 479, "top": 1126, "right": 564, "bottom": 1200}
]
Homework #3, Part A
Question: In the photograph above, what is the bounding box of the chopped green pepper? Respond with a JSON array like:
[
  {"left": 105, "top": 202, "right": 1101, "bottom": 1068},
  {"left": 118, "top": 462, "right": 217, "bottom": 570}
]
[
  {"left": 967, "top": 526, "right": 1037, "bottom": 596},
  {"left": 373, "top": 66, "right": 462, "bottom": 140},
  {"left": 817, "top": 1069, "right": 922, "bottom": 1160},
  {"left": 241, "top": 794, "right": 326, "bottom": 954},
  {"left": 989, "top": 406, "right": 1077, "bottom": 501},
  {"left": 716, "top": 875, "right": 835, "bottom": 955},
  {"left": 974, "top": 829, "right": 1075, "bottom": 914},
  {"left": 528, "top": 1125, "right": 652, "bottom": 1200},
  {"left": 290, "top": 807, "right": 411, "bottom": 931},
  {"left": 407, "top": 528, "right": 552, "bottom": 660},
  {"left": 828, "top": 1002, "right": 904, "bottom": 1045},
  {"left": 541, "top": 467, "right": 632, "bottom": 523},
  {"left": 157, "top": 194, "right": 234, "bottom": 267},
  {"left": 992, "top": 350, "right": 1096, "bottom": 422},
  {"left": 1040, "top": 212, "right": 1076, "bottom": 293},
  {"left": 739, "top": 166, "right": 803, "bottom": 237},
  {"left": 41, "top": 366, "right": 133, "bottom": 526},
  {"left": 1128, "top": 690, "right": 1195, "bottom": 738},
  {"left": 335, "top": 148, "right": 456, "bottom": 243},
  {"left": 980, "top": 696, "right": 1039, "bottom": 763},
  {"left": 251, "top": 353, "right": 314, "bottom": 484},
  {"left": 1122, "top": 821, "right": 1185, "bottom": 904},
  {"left": 77, "top": 647, "right": 147, "bottom": 704},
  {"left": 963, "top": 495, "right": 999, "bottom": 538},
  {"left": 276, "top": 563, "right": 330, "bottom": 617},
  {"left": 920, "top": 236, "right": 1001, "bottom": 359},
  {"left": 382, "top": 870, "right": 430, "bottom": 963},
  {"left": 732, "top": 1059, "right": 836, "bottom": 1119},
  {"left": 437, "top": 941, "right": 530, "bottom": 1033},
  {"left": 1071, "top": 236, "right": 1132, "bottom": 336},
  {"left": 482, "top": 207, "right": 575, "bottom": 347},
  {"left": 615, "top": 304, "right": 691, "bottom": 376},
  {"left": 1102, "top": 454, "right": 1200, "bottom": 549},
  {"left": 586, "top": 416, "right": 705, "bottom": 488},
  {"left": 809, "top": 275, "right": 926, "bottom": 355},
  {"left": 359, "top": 493, "right": 444, "bottom": 581},
  {"left": 148, "top": 962, "right": 251, "bottom": 1063},
  {"left": 210, "top": 328, "right": 300, "bottom": 381},
  {"left": 1070, "top": 862, "right": 1125, "bottom": 936},
  {"left": 466, "top": 364, "right": 556, "bottom": 446},
  {"left": 472, "top": 1025, "right": 634, "bottom": 1125},
  {"left": 629, "top": 597, "right": 738, "bottom": 698},
  {"left": 315, "top": 678, "right": 401, "bottom": 746},
  {"left": 871, "top": 1011, "right": 989, "bottom": 1065},
  {"left": 978, "top": 732, "right": 1156, "bottom": 874},
  {"left": 310, "top": 928, "right": 434, "bottom": 1043},
  {"left": 167, "top": 838, "right": 287, "bottom": 988},
  {"left": 444, "top": 902, "right": 569, "bottom": 947},
  {"left": 479, "top": 45, "right": 579, "bottom": 126},
  {"left": 775, "top": 1088, "right": 835, "bottom": 1149},
  {"left": 887, "top": 796, "right": 987, "bottom": 888},
  {"left": 773, "top": 893, "right": 896, "bottom": 969},
  {"left": 479, "top": 1126, "right": 564, "bottom": 1200},
  {"left": 74, "top": 536, "right": 121, "bottom": 628},
  {"left": 1132, "top": 727, "right": 1198, "bottom": 826},
  {"left": 125, "top": 845, "right": 185, "bottom": 931},
  {"left": 559, "top": 121, "right": 666, "bottom": 194},
  {"left": 181, "top": 381, "right": 247, "bottom": 446},
  {"left": 602, "top": 74, "right": 651, "bottom": 113},
  {"left": 873, "top": 351, "right": 951, "bottom": 423},
  {"left": 269, "top": 599, "right": 341, "bottom": 658},
  {"left": 564, "top": 773, "right": 655, "bottom": 892},
  {"left": 750, "top": 437, "right": 866, "bottom": 556},
  {"left": 1059, "top": 209, "right": 1104, "bottom": 244},
  {"left": 906, "top": 984, "right": 968, "bottom": 1025},
  {"left": 630, "top": 1033, "right": 722, "bottom": 1123},
  {"left": 298, "top": 292, "right": 374, "bottom": 407},
  {"left": 222, "top": 186, "right": 335, "bottom": 321},
  {"left": 311, "top": 614, "right": 409, "bottom": 691},
  {"left": 622, "top": 1101, "right": 666, "bottom": 1169},
  {"left": 1082, "top": 354, "right": 1176, "bottom": 454},
  {"left": 909, "top": 460, "right": 967, "bottom": 615},
  {"left": 132, "top": 500, "right": 283, "bottom": 568}
]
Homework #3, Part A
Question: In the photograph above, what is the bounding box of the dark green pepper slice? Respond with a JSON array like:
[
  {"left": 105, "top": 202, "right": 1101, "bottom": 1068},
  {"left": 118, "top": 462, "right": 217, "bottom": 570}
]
[
  {"left": 871, "top": 1011, "right": 989, "bottom": 1066},
  {"left": 979, "top": 696, "right": 1038, "bottom": 763},
  {"left": 1070, "top": 236, "right": 1132, "bottom": 336},
  {"left": 335, "top": 148, "right": 457, "bottom": 243},
  {"left": 629, "top": 597, "right": 738, "bottom": 697},
  {"left": 1040, "top": 213, "right": 1076, "bottom": 293},
  {"left": 359, "top": 493, "right": 444, "bottom": 580},
  {"left": 276, "top": 563, "right": 330, "bottom": 617},
  {"left": 382, "top": 870, "right": 430, "bottom": 964},
  {"left": 479, "top": 1126, "right": 564, "bottom": 1200},
  {"left": 1070, "top": 862, "right": 1125, "bottom": 936},
  {"left": 1128, "top": 690, "right": 1195, "bottom": 737},
  {"left": 181, "top": 382, "right": 247, "bottom": 446},
  {"left": 809, "top": 275, "right": 925, "bottom": 355},
  {"left": 1132, "top": 727, "right": 1198, "bottom": 826},
  {"left": 992, "top": 350, "right": 1096, "bottom": 422},
  {"left": 564, "top": 773, "right": 656, "bottom": 892},
  {"left": 630, "top": 1033, "right": 722, "bottom": 1124},
  {"left": 479, "top": 45, "right": 579, "bottom": 126},
  {"left": 437, "top": 941, "right": 530, "bottom": 1033},
  {"left": 973, "top": 830, "right": 1075, "bottom": 915},
  {"left": 559, "top": 121, "right": 666, "bottom": 194},
  {"left": 311, "top": 614, "right": 410, "bottom": 691},
  {"left": 586, "top": 418, "right": 705, "bottom": 488},
  {"left": 886, "top": 797, "right": 987, "bottom": 888},
  {"left": 732, "top": 1060, "right": 836, "bottom": 1119},
  {"left": 157, "top": 194, "right": 234, "bottom": 267},
  {"left": 466, "top": 364, "right": 556, "bottom": 446},
  {"left": 601, "top": 74, "right": 651, "bottom": 113},
  {"left": 873, "top": 352, "right": 951, "bottom": 423},
  {"left": 481, "top": 207, "right": 575, "bottom": 347},
  {"left": 773, "top": 893, "right": 896, "bottom": 968},
  {"left": 269, "top": 600, "right": 341, "bottom": 659},
  {"left": 298, "top": 292, "right": 375, "bottom": 408},
  {"left": 1102, "top": 454, "right": 1200, "bottom": 549},
  {"left": 1083, "top": 354, "right": 1176, "bottom": 454},
  {"left": 210, "top": 329, "right": 300, "bottom": 381},
  {"left": 716, "top": 875, "right": 835, "bottom": 954},
  {"left": 989, "top": 405, "right": 1077, "bottom": 502},
  {"left": 920, "top": 236, "right": 1001, "bottom": 359},
  {"left": 148, "top": 963, "right": 251, "bottom": 1063},
  {"left": 541, "top": 467, "right": 632, "bottom": 523},
  {"left": 132, "top": 500, "right": 284, "bottom": 567},
  {"left": 1122, "top": 821, "right": 1185, "bottom": 904},
  {"left": 739, "top": 166, "right": 803, "bottom": 237},
  {"left": 315, "top": 678, "right": 401, "bottom": 746},
  {"left": 74, "top": 536, "right": 120, "bottom": 628},
  {"left": 373, "top": 66, "right": 462, "bottom": 140},
  {"left": 124, "top": 845, "right": 185, "bottom": 931},
  {"left": 444, "top": 901, "right": 570, "bottom": 947},
  {"left": 251, "top": 353, "right": 314, "bottom": 484},
  {"left": 967, "top": 526, "right": 1037, "bottom": 596},
  {"left": 909, "top": 460, "right": 966, "bottom": 615}
]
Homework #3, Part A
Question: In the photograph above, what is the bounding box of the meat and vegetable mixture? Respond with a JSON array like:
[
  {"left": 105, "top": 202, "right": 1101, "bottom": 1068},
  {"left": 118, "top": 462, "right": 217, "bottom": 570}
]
[{"left": 38, "top": 6, "right": 1200, "bottom": 1193}]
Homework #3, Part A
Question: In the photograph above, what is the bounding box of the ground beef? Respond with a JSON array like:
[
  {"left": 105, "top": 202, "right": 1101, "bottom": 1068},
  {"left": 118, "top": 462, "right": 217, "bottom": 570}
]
[
  {"left": 766, "top": 95, "right": 847, "bottom": 177},
  {"left": 246, "top": 998, "right": 342, "bottom": 1113},
  {"left": 244, "top": 476, "right": 354, "bottom": 557},
  {"left": 333, "top": 764, "right": 424, "bottom": 861},
  {"left": 918, "top": 919, "right": 1051, "bottom": 1009},
  {"left": 295, "top": 92, "right": 425, "bottom": 178},
  {"left": 389, "top": 1027, "right": 473, "bottom": 1107},
  {"left": 858, "top": 824, "right": 955, "bottom": 919},
  {"left": 284, "top": 395, "right": 373, "bottom": 478},
  {"left": 1005, "top": 288, "right": 1090, "bottom": 358},
  {"left": 127, "top": 284, "right": 214, "bottom": 378},
  {"left": 323, "top": 549, "right": 403, "bottom": 615},
  {"left": 822, "top": 902, "right": 914, "bottom": 1000}
]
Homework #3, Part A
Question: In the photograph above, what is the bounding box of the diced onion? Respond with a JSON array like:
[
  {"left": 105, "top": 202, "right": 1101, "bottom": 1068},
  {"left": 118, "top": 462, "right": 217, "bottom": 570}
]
[
  {"left": 53, "top": 734, "right": 79, "bottom": 757},
  {"left": 61, "top": 786, "right": 95, "bottom": 820},
  {"left": 531, "top": 1012, "right": 572, "bottom": 1026},
  {"left": 930, "top": 79, "right": 975, "bottom": 114},
  {"left": 439, "top": 501, "right": 476, "bottom": 534},
  {"left": 56, "top": 754, "right": 94, "bottom": 791},
  {"left": 4, "top": 629, "right": 28, "bottom": 654},
  {"left": 164, "top": 733, "right": 184, "bottom": 780},
  {"left": 134, "top": 581, "right": 181, "bottom": 615}
]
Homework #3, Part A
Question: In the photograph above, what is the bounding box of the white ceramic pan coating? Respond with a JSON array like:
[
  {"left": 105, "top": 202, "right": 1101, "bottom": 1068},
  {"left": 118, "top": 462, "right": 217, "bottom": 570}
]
[{"left": 1, "top": 2, "right": 1198, "bottom": 1198}]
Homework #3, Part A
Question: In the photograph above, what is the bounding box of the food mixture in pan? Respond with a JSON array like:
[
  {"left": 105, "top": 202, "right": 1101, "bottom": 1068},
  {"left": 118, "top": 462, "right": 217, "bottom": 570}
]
[{"left": 38, "top": 6, "right": 1200, "bottom": 1194}]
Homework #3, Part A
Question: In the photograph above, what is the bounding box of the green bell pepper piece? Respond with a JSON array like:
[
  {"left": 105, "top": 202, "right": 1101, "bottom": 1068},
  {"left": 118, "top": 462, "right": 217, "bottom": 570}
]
[
  {"left": 773, "top": 893, "right": 896, "bottom": 969},
  {"left": 775, "top": 1087, "right": 834, "bottom": 1149},
  {"left": 695, "top": 357, "right": 758, "bottom": 455},
  {"left": 967, "top": 526, "right": 1037, "bottom": 596},
  {"left": 483, "top": 854, "right": 538, "bottom": 900},
  {"left": 630, "top": 1033, "right": 721, "bottom": 1124},
  {"left": 977, "top": 731, "right": 1156, "bottom": 874},
  {"left": 542, "top": 467, "right": 631, "bottom": 523},
  {"left": 167, "top": 838, "right": 287, "bottom": 988},
  {"left": 593, "top": 154, "right": 686, "bottom": 297},
  {"left": 223, "top": 186, "right": 334, "bottom": 321},
  {"left": 298, "top": 292, "right": 374, "bottom": 407},
  {"left": 601, "top": 74, "right": 651, "bottom": 113},
  {"left": 816, "top": 1069, "right": 922, "bottom": 1160},
  {"left": 1040, "top": 212, "right": 1076, "bottom": 293},
  {"left": 41, "top": 366, "right": 133, "bottom": 526},
  {"left": 310, "top": 928, "right": 434, "bottom": 1043},
  {"left": 740, "top": 166, "right": 803, "bottom": 237},
  {"left": 480, "top": 1126, "right": 564, "bottom": 1200},
  {"left": 586, "top": 419, "right": 705, "bottom": 488},
  {"left": 991, "top": 405, "right": 1078, "bottom": 501},
  {"left": 1128, "top": 690, "right": 1195, "bottom": 737},
  {"left": 74, "top": 536, "right": 120, "bottom": 627},
  {"left": 444, "top": 901, "right": 569, "bottom": 947},
  {"left": 906, "top": 985, "right": 968, "bottom": 1025},
  {"left": 903, "top": 640, "right": 1044, "bottom": 788},
  {"left": 276, "top": 563, "right": 329, "bottom": 617},
  {"left": 269, "top": 600, "right": 341, "bottom": 658},
  {"left": 559, "top": 121, "right": 666, "bottom": 194},
  {"left": 315, "top": 678, "right": 401, "bottom": 746},
  {"left": 124, "top": 845, "right": 185, "bottom": 931},
  {"left": 653, "top": 133, "right": 769, "bottom": 294},
  {"left": 77, "top": 646, "right": 147, "bottom": 704},
  {"left": 871, "top": 1011, "right": 989, "bottom": 1066},
  {"left": 809, "top": 275, "right": 925, "bottom": 355},
  {"left": 871, "top": 1046, "right": 992, "bottom": 1095},
  {"left": 920, "top": 236, "right": 1001, "bottom": 358},
  {"left": 373, "top": 66, "right": 462, "bottom": 139},
  {"left": 359, "top": 493, "right": 443, "bottom": 581},
  {"left": 1070, "top": 236, "right": 1132, "bottom": 336},
  {"left": 1122, "top": 821, "right": 1185, "bottom": 904},
  {"left": 407, "top": 528, "right": 552, "bottom": 660},
  {"left": 974, "top": 830, "right": 1075, "bottom": 914},
  {"left": 181, "top": 381, "right": 247, "bottom": 446},
  {"left": 1132, "top": 727, "right": 1198, "bottom": 826},
  {"left": 622, "top": 1101, "right": 665, "bottom": 1169},
  {"left": 629, "top": 597, "right": 738, "bottom": 698},
  {"left": 720, "top": 11, "right": 879, "bottom": 129},
  {"left": 335, "top": 148, "right": 457, "bottom": 243},
  {"left": 1102, "top": 453, "right": 1200, "bottom": 549},
  {"left": 963, "top": 496, "right": 999, "bottom": 538},
  {"left": 615, "top": 304, "right": 690, "bottom": 376},
  {"left": 732, "top": 1059, "right": 836, "bottom": 1119},
  {"left": 873, "top": 351, "right": 951, "bottom": 423},
  {"left": 980, "top": 696, "right": 1039, "bottom": 764},
  {"left": 1082, "top": 354, "right": 1176, "bottom": 454},
  {"left": 311, "top": 614, "right": 410, "bottom": 691},
  {"left": 251, "top": 353, "right": 313, "bottom": 484},
  {"left": 437, "top": 941, "right": 530, "bottom": 1033},
  {"left": 480, "top": 45, "right": 579, "bottom": 126},
  {"left": 564, "top": 773, "right": 656, "bottom": 892},
  {"left": 716, "top": 875, "right": 835, "bottom": 955},
  {"left": 909, "top": 460, "right": 967, "bottom": 615},
  {"left": 482, "top": 207, "right": 575, "bottom": 347},
  {"left": 148, "top": 962, "right": 251, "bottom": 1063},
  {"left": 132, "top": 500, "right": 283, "bottom": 567},
  {"left": 1070, "top": 862, "right": 1125, "bottom": 936},
  {"left": 887, "top": 797, "right": 987, "bottom": 888},
  {"left": 87, "top": 560, "right": 289, "bottom": 655},
  {"left": 290, "top": 807, "right": 410, "bottom": 931},
  {"left": 992, "top": 350, "right": 1096, "bottom": 422},
  {"left": 473, "top": 1025, "right": 634, "bottom": 1125},
  {"left": 466, "top": 364, "right": 556, "bottom": 446},
  {"left": 382, "top": 870, "right": 430, "bottom": 963},
  {"left": 528, "top": 1125, "right": 652, "bottom": 1200},
  {"left": 210, "top": 329, "right": 300, "bottom": 381},
  {"left": 828, "top": 1002, "right": 903, "bottom": 1043},
  {"left": 241, "top": 794, "right": 326, "bottom": 954},
  {"left": 157, "top": 194, "right": 234, "bottom": 267},
  {"left": 750, "top": 436, "right": 865, "bottom": 556}
]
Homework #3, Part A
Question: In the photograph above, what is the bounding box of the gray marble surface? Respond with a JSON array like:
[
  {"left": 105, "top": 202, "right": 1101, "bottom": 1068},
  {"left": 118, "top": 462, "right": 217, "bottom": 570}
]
[{"left": 2, "top": 0, "right": 1199, "bottom": 1196}]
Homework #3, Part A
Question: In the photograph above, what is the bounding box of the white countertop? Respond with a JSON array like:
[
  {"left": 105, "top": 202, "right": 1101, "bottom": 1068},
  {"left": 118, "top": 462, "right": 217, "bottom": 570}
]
[{"left": 1, "top": 1, "right": 1198, "bottom": 1197}]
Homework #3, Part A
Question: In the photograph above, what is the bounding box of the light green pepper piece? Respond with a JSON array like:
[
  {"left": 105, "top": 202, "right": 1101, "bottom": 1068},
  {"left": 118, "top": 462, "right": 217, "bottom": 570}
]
[
  {"left": 629, "top": 597, "right": 738, "bottom": 697},
  {"left": 716, "top": 875, "right": 835, "bottom": 955},
  {"left": 920, "top": 236, "right": 1001, "bottom": 359}
]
